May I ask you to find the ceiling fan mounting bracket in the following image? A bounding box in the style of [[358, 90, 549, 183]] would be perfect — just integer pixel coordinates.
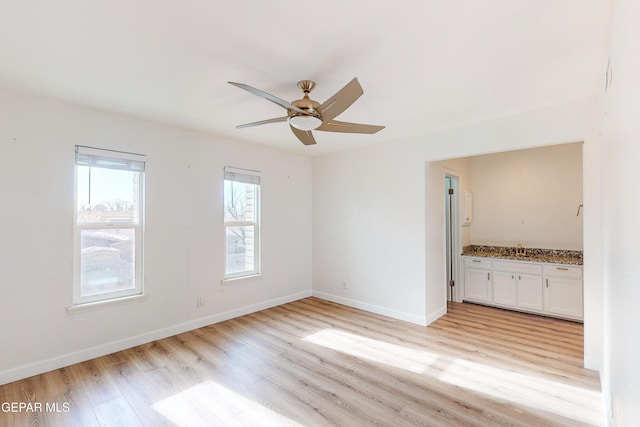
[[297, 80, 316, 94]]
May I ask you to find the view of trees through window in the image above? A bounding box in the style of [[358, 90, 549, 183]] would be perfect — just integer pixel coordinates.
[[224, 177, 259, 277]]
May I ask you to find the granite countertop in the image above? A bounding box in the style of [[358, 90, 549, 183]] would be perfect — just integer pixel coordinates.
[[461, 245, 583, 265]]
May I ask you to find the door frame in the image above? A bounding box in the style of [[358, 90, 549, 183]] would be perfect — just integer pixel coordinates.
[[443, 169, 463, 303]]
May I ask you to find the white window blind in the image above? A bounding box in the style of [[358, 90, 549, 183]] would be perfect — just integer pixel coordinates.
[[75, 145, 145, 172], [224, 166, 260, 185]]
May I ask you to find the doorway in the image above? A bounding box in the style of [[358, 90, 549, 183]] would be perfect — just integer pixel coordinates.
[[444, 173, 460, 302]]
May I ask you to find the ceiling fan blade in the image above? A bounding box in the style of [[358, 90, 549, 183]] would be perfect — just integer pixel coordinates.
[[318, 77, 364, 121], [290, 126, 317, 145], [317, 120, 385, 134], [228, 81, 308, 115], [236, 116, 288, 129]]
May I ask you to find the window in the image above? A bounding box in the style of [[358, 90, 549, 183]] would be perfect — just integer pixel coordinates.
[[224, 167, 260, 279], [73, 146, 145, 305]]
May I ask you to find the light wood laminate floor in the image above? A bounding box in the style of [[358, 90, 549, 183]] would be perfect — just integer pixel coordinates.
[[0, 298, 603, 426]]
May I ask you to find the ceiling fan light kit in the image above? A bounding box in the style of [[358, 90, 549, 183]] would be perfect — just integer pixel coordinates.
[[228, 77, 384, 145], [289, 114, 322, 131]]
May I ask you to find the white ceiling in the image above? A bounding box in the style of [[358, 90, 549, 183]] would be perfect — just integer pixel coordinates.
[[0, 1, 611, 156]]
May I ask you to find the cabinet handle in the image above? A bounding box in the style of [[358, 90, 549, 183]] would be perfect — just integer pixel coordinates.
[[512, 275, 514, 279], [472, 260, 481, 263], [487, 272, 490, 280], [518, 275, 521, 280], [546, 278, 549, 288], [556, 267, 569, 271]]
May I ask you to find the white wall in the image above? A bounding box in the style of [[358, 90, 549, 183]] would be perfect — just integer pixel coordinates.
[[600, 0, 640, 423], [312, 97, 602, 369], [467, 143, 583, 250], [312, 143, 428, 324], [0, 88, 312, 385]]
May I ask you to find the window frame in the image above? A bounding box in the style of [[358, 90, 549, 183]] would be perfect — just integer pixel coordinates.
[[72, 146, 145, 306], [223, 167, 261, 281]]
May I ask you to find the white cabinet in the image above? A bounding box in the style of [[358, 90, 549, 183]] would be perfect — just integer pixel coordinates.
[[543, 265, 583, 320], [493, 261, 543, 311], [492, 271, 516, 307], [464, 258, 492, 303], [463, 257, 583, 321], [517, 274, 543, 311]]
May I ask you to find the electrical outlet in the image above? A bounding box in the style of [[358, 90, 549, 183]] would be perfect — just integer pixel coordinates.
[[197, 296, 205, 307]]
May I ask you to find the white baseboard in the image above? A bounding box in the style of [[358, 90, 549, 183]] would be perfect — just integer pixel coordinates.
[[312, 291, 429, 326], [0, 290, 311, 386], [425, 305, 447, 325]]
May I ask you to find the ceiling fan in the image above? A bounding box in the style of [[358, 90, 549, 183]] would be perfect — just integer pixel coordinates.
[[228, 77, 384, 145]]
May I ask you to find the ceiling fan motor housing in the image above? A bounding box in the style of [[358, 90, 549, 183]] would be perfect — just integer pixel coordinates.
[[291, 80, 321, 116], [288, 80, 323, 130]]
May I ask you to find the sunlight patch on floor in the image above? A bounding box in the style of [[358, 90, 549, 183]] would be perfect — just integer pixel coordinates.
[[303, 328, 439, 373], [152, 380, 303, 426], [303, 328, 604, 426], [438, 357, 603, 425]]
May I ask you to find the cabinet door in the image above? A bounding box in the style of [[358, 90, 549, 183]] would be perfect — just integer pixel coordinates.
[[544, 277, 583, 319], [493, 271, 516, 307], [465, 268, 492, 303], [517, 273, 543, 311]]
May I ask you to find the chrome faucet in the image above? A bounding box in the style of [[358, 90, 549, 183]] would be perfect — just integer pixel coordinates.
[[516, 244, 526, 256]]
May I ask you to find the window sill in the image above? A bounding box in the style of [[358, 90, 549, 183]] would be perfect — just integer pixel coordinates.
[[221, 273, 262, 286], [67, 294, 147, 315]]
